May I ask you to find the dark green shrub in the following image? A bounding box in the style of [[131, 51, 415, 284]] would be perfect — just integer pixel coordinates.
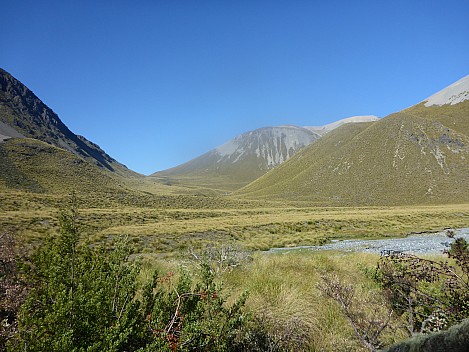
[[140, 262, 249, 351], [375, 232, 469, 336], [12, 203, 148, 351], [9, 200, 252, 351]]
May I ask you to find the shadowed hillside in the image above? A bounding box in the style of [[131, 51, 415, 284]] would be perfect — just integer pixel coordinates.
[[0, 137, 130, 195], [0, 68, 134, 176]]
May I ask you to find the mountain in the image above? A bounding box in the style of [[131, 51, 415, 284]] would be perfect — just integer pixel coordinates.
[[152, 117, 377, 192], [423, 75, 469, 107], [0, 68, 143, 196], [305, 115, 378, 136], [238, 75, 469, 205], [152, 125, 318, 191], [0, 68, 133, 175]]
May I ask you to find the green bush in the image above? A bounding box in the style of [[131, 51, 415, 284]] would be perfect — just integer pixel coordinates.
[[9, 200, 252, 351], [140, 266, 249, 351], [374, 231, 469, 336], [12, 204, 148, 351]]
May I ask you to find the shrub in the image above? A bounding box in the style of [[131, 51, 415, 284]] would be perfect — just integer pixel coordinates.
[[140, 258, 250, 351], [374, 231, 469, 336], [12, 202, 148, 351], [318, 273, 393, 352], [10, 200, 252, 351]]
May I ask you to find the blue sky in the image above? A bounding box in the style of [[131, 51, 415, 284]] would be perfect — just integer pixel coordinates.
[[2, 0, 468, 175]]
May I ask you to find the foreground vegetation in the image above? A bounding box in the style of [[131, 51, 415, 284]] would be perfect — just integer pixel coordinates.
[[2, 206, 250, 351], [1, 188, 469, 351], [1, 221, 393, 351], [2, 197, 469, 351]]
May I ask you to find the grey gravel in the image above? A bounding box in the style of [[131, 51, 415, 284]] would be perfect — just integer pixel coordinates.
[[269, 228, 469, 255]]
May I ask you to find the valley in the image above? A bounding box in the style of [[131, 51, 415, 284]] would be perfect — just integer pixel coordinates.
[[1, 67, 469, 351], [3, 188, 469, 257]]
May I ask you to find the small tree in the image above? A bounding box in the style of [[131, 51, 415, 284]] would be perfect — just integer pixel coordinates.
[[12, 200, 149, 351]]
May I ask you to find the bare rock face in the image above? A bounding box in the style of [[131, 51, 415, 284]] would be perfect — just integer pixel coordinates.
[[424, 75, 469, 107], [214, 125, 320, 169]]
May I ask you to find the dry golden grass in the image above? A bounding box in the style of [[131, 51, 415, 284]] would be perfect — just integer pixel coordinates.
[[146, 250, 411, 350], [2, 188, 469, 257], [2, 188, 467, 350]]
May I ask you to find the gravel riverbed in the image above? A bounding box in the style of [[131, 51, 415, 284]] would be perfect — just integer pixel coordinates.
[[269, 228, 469, 255]]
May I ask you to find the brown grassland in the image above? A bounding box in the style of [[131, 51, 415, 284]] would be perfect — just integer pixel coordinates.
[[1, 183, 469, 350]]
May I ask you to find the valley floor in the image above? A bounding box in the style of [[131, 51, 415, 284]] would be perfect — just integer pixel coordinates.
[[2, 189, 469, 257], [2, 189, 469, 351]]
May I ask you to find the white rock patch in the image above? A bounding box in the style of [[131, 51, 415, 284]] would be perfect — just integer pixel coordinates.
[[424, 75, 469, 107]]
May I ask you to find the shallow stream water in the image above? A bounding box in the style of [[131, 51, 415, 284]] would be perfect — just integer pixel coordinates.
[[269, 228, 469, 255]]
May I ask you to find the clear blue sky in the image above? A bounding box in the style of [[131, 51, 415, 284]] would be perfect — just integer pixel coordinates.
[[2, 0, 468, 175]]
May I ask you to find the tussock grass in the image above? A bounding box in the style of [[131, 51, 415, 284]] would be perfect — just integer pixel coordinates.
[[3, 187, 469, 257], [219, 251, 408, 350]]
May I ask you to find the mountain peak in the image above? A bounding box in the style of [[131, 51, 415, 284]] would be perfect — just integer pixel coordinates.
[[215, 125, 319, 165], [424, 75, 469, 107], [304, 115, 379, 136]]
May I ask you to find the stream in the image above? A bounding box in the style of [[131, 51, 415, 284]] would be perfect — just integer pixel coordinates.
[[268, 228, 469, 255]]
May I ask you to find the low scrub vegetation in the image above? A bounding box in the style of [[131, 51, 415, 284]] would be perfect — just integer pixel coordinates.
[[4, 202, 254, 351], [2, 190, 469, 257], [2, 198, 469, 351]]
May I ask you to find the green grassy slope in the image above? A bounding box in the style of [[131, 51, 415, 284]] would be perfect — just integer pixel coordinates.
[[238, 102, 469, 205], [152, 151, 268, 192], [0, 137, 130, 195]]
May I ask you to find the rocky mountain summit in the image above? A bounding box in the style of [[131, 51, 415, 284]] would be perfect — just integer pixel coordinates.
[[214, 125, 320, 169]]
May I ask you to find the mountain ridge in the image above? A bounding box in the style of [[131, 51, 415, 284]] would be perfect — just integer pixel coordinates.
[[424, 74, 469, 107], [305, 115, 379, 136], [0, 68, 134, 175], [152, 116, 378, 191], [238, 75, 469, 205]]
